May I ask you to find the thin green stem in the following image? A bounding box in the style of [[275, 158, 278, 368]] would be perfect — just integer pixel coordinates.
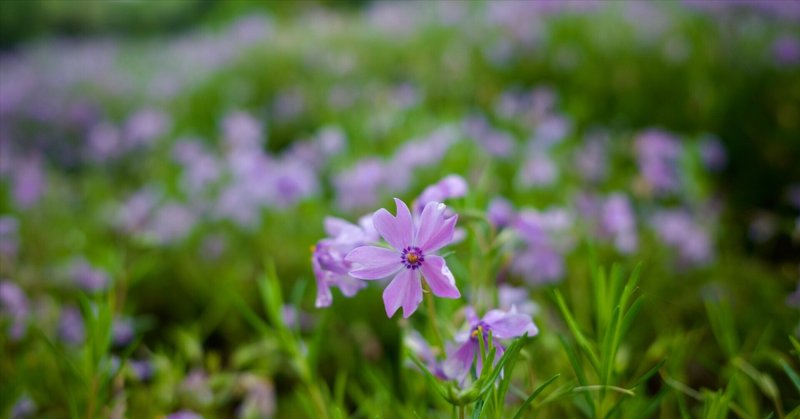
[[424, 285, 445, 352]]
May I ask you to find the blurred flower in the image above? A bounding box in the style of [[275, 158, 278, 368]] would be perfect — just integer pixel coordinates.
[[533, 115, 571, 147], [173, 140, 221, 196], [149, 203, 197, 244], [463, 115, 516, 158], [333, 158, 385, 211], [116, 188, 160, 234], [487, 197, 516, 229], [413, 175, 468, 214], [12, 154, 46, 209], [699, 136, 726, 172], [11, 395, 35, 419], [635, 129, 682, 194], [124, 108, 170, 148], [510, 208, 574, 284], [0, 280, 29, 340], [59, 306, 85, 345], [112, 317, 135, 347], [346, 199, 460, 318], [87, 122, 123, 162], [651, 210, 713, 266], [130, 359, 154, 381], [0, 216, 20, 259], [519, 153, 558, 188], [601, 193, 638, 254], [180, 369, 213, 407], [443, 306, 537, 382], [574, 132, 608, 182], [773, 35, 800, 67], [498, 285, 540, 317], [70, 258, 110, 292], [222, 111, 264, 151], [238, 375, 276, 419], [405, 330, 446, 379], [312, 215, 377, 308], [167, 410, 202, 419], [787, 281, 800, 308]]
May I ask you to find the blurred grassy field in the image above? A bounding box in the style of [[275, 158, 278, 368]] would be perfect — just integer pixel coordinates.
[[1, 1, 799, 418]]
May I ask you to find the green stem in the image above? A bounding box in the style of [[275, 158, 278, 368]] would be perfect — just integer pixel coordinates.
[[458, 405, 466, 419], [424, 285, 445, 352]]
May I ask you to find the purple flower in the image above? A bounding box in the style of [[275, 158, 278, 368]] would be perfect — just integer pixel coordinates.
[[238, 375, 276, 419], [124, 108, 170, 148], [167, 410, 202, 419], [130, 359, 154, 381], [635, 129, 682, 194], [498, 285, 539, 317], [487, 197, 516, 229], [70, 258, 110, 292], [222, 111, 264, 151], [787, 281, 800, 308], [0, 216, 20, 259], [12, 154, 45, 209], [346, 199, 460, 318], [0, 280, 29, 340], [312, 216, 377, 308], [59, 306, 85, 345], [698, 136, 726, 172], [518, 153, 558, 188], [443, 306, 537, 382], [773, 35, 800, 67], [413, 175, 468, 214], [574, 132, 608, 182], [510, 208, 573, 284], [405, 330, 447, 379], [112, 317, 136, 346], [601, 193, 638, 254], [651, 210, 713, 266]]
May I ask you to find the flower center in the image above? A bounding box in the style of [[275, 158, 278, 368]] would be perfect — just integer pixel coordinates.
[[470, 322, 491, 340], [401, 246, 425, 270]]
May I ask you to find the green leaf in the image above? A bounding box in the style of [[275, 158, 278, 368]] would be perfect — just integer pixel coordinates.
[[511, 373, 560, 419]]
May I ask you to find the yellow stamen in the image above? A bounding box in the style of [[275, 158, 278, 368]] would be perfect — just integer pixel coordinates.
[[407, 253, 419, 264]]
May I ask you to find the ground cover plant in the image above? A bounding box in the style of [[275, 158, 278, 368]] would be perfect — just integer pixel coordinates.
[[1, 1, 799, 418]]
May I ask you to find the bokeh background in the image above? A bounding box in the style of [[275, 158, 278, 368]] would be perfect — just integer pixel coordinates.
[[1, 1, 799, 418]]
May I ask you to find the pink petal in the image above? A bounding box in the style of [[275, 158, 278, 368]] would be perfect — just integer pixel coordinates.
[[443, 341, 476, 382], [382, 269, 422, 318], [420, 255, 460, 298], [483, 308, 538, 339], [416, 201, 457, 253], [346, 246, 401, 279], [372, 198, 414, 251]]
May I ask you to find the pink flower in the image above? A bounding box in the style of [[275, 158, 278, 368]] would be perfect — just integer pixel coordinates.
[[346, 199, 460, 318]]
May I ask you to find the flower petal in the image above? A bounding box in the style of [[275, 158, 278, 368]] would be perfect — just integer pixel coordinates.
[[483, 307, 538, 339], [420, 255, 460, 298], [443, 341, 476, 382], [346, 246, 401, 279], [312, 258, 333, 308], [416, 201, 457, 252], [372, 198, 414, 250], [382, 269, 422, 318]]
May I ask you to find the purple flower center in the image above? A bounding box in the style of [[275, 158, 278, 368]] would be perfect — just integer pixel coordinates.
[[401, 246, 425, 270], [470, 322, 491, 341]]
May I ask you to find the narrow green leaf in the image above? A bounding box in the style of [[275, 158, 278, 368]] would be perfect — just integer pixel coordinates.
[[511, 373, 560, 419]]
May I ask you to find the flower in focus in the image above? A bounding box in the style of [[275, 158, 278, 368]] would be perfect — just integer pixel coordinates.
[[346, 199, 460, 318], [443, 306, 537, 382], [312, 215, 378, 308]]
